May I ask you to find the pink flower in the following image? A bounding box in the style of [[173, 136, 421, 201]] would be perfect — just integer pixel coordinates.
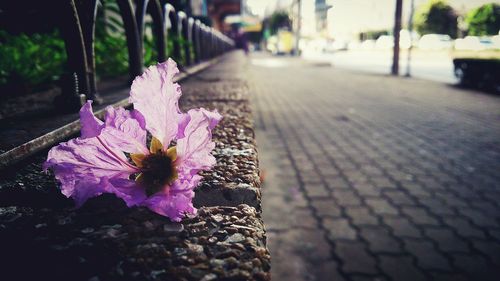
[[44, 59, 222, 221]]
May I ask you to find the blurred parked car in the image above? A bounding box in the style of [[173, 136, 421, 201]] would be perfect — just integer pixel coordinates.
[[455, 36, 500, 51], [455, 36, 486, 51], [360, 39, 376, 50], [418, 34, 453, 50], [375, 35, 394, 50], [324, 40, 349, 52], [307, 38, 328, 52], [493, 35, 500, 49]]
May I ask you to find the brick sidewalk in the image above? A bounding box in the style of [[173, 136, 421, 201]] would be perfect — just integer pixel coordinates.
[[250, 54, 500, 281]]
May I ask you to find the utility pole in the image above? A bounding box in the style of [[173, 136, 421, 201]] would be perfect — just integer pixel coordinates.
[[295, 0, 302, 56], [391, 0, 403, 76], [405, 0, 415, 77]]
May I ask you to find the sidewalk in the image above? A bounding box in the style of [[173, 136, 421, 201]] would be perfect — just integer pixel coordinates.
[[250, 53, 500, 281]]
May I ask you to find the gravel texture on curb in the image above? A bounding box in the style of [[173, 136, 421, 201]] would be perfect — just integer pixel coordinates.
[[0, 52, 270, 280]]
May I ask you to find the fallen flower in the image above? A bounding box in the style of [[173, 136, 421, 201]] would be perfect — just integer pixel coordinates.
[[44, 59, 222, 221]]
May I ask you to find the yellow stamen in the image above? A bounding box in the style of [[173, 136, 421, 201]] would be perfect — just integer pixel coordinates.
[[166, 146, 177, 161], [150, 137, 163, 154], [131, 153, 146, 168]]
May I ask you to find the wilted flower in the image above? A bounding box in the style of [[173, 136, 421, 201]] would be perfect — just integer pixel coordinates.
[[44, 59, 222, 221]]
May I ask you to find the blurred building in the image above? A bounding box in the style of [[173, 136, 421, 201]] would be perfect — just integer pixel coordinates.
[[315, 0, 332, 35], [207, 0, 241, 32]]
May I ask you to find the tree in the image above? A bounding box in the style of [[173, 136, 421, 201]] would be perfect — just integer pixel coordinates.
[[465, 3, 500, 36], [268, 11, 291, 35], [414, 0, 458, 38]]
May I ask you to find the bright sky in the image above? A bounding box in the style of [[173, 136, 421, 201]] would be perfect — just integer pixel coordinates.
[[327, 0, 495, 39], [245, 0, 495, 39]]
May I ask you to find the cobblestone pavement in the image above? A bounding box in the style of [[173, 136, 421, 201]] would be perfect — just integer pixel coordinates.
[[249, 53, 500, 281]]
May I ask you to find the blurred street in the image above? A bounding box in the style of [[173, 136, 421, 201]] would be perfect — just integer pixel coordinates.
[[251, 52, 500, 281], [302, 50, 458, 84]]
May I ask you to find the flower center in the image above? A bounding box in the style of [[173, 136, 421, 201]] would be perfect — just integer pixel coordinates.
[[139, 152, 177, 196], [130, 137, 178, 196]]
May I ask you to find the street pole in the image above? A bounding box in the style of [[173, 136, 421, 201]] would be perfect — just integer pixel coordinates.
[[295, 0, 301, 56], [391, 0, 403, 76], [405, 0, 415, 77]]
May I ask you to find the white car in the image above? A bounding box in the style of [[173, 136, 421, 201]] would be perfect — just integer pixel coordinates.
[[375, 35, 394, 50], [418, 34, 453, 50]]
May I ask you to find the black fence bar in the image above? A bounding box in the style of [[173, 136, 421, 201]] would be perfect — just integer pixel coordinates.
[[0, 0, 234, 112], [177, 11, 191, 66], [192, 19, 201, 63]]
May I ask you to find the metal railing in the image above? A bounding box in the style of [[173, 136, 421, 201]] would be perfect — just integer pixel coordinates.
[[3, 0, 234, 111]]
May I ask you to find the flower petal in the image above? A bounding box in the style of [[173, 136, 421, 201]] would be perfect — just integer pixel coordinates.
[[44, 137, 139, 207], [130, 58, 183, 149], [80, 100, 103, 139], [100, 106, 149, 155], [108, 177, 147, 207], [176, 108, 222, 176], [142, 176, 201, 221]]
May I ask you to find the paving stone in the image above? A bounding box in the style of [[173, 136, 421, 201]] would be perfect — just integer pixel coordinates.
[[365, 199, 399, 216], [443, 217, 486, 239], [327, 179, 351, 190], [435, 193, 470, 208], [323, 218, 358, 241], [310, 198, 343, 218], [458, 208, 499, 228], [489, 229, 500, 242], [304, 183, 331, 198], [472, 240, 500, 266], [349, 276, 389, 281], [291, 208, 318, 229], [351, 183, 382, 197], [383, 217, 423, 239], [378, 255, 427, 281], [289, 228, 333, 263], [425, 228, 470, 253], [430, 272, 469, 281], [401, 206, 441, 226], [335, 241, 378, 275], [383, 190, 417, 206], [359, 226, 402, 254], [418, 198, 456, 216], [404, 240, 452, 271], [371, 177, 397, 190], [452, 254, 499, 281], [469, 200, 500, 216], [314, 261, 346, 281], [345, 207, 379, 226], [263, 194, 293, 231], [403, 183, 433, 198], [332, 190, 363, 207]]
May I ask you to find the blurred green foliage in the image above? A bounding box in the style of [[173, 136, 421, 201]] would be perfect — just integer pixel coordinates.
[[415, 0, 458, 38], [359, 30, 390, 41], [95, 33, 130, 78], [0, 30, 67, 90], [0, 0, 191, 93], [268, 11, 291, 35], [466, 3, 500, 36]]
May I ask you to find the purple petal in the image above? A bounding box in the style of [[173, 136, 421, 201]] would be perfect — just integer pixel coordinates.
[[130, 58, 183, 149], [101, 106, 149, 154], [80, 100, 103, 139], [176, 108, 222, 177], [141, 176, 201, 221], [176, 112, 191, 139], [108, 178, 147, 207], [44, 137, 139, 207]]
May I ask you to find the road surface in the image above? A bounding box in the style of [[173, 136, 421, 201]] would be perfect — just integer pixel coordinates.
[[302, 49, 458, 84], [250, 52, 500, 281]]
